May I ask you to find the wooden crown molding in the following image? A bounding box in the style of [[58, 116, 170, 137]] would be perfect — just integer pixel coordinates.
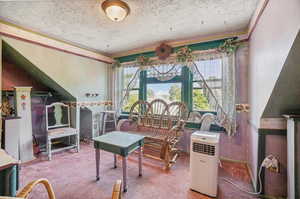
[[0, 20, 114, 64], [111, 30, 248, 58]]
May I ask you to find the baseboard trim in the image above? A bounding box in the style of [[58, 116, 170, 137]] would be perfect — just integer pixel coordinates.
[[219, 156, 248, 164], [246, 163, 257, 192], [219, 157, 257, 191]]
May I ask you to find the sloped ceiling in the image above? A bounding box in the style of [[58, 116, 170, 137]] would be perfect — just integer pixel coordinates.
[[2, 41, 75, 101], [0, 0, 259, 55], [263, 31, 300, 117]]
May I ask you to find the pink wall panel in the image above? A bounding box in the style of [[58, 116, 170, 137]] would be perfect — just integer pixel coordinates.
[[219, 45, 250, 161], [2, 59, 49, 91]]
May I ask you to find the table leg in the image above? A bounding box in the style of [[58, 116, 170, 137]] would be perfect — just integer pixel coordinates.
[[95, 149, 100, 181], [138, 147, 142, 176], [114, 154, 117, 168], [102, 112, 107, 135], [122, 156, 128, 192], [48, 138, 52, 161]]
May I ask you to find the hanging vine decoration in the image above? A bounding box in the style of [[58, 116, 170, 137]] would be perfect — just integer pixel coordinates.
[[1, 98, 14, 117], [112, 60, 121, 68], [175, 46, 194, 63], [218, 38, 239, 55], [136, 55, 153, 69]]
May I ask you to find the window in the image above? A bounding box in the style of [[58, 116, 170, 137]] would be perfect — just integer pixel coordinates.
[[122, 67, 139, 112], [193, 59, 222, 111], [120, 59, 223, 113], [147, 83, 181, 103]]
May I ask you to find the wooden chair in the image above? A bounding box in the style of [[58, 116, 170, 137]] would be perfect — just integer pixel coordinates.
[[0, 179, 122, 199], [0, 178, 55, 199], [46, 102, 79, 160]]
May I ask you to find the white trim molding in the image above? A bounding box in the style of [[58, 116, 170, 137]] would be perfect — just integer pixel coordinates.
[[0, 21, 114, 63]]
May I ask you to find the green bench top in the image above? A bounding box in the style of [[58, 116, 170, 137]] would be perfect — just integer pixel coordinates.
[[93, 131, 144, 157]]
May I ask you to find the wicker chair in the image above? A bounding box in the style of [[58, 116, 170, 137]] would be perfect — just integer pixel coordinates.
[[0, 179, 55, 199], [118, 99, 188, 169], [0, 179, 122, 199], [111, 180, 122, 199]]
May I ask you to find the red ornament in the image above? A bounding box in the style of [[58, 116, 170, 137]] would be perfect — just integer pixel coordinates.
[[155, 43, 172, 60], [21, 94, 26, 100]]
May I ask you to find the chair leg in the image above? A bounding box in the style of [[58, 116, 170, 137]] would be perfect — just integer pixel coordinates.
[[164, 148, 171, 170], [113, 113, 117, 131], [48, 138, 52, 161], [76, 133, 80, 152]]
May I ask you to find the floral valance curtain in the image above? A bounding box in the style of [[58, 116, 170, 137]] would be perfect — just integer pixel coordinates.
[[111, 42, 237, 135]]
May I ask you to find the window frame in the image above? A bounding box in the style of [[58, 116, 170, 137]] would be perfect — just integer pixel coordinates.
[[121, 64, 221, 114]]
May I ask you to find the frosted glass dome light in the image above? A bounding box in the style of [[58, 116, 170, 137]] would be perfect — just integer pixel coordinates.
[[101, 0, 130, 22]]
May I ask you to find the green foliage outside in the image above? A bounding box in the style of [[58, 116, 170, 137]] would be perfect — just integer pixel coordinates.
[[193, 89, 210, 110], [147, 88, 154, 100], [169, 85, 181, 101], [122, 91, 138, 112], [122, 88, 157, 112]]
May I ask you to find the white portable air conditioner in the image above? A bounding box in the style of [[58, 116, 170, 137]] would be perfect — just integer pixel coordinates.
[[190, 131, 220, 197]]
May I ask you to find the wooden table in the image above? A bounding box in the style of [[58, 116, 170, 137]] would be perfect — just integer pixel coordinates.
[[93, 131, 144, 192], [0, 150, 19, 196]]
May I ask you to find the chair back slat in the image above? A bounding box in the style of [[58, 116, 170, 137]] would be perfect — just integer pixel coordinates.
[[128, 99, 188, 131], [46, 102, 70, 130]]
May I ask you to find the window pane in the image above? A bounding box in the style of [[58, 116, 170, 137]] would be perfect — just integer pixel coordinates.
[[147, 83, 181, 103], [123, 67, 139, 89], [194, 59, 222, 80], [193, 59, 222, 111], [122, 90, 139, 112]]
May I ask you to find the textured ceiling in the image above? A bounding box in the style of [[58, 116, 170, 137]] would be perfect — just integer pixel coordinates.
[[0, 0, 259, 55]]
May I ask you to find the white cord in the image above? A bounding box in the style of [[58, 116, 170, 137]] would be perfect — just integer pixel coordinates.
[[221, 162, 263, 195]]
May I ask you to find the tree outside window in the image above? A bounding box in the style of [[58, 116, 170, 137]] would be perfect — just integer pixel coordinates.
[[147, 83, 181, 103], [193, 89, 210, 110]]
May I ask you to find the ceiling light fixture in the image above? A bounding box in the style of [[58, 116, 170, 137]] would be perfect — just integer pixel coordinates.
[[101, 0, 130, 22]]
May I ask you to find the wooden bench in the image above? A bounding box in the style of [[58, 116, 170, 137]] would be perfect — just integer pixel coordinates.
[[117, 99, 188, 169], [46, 102, 79, 160]]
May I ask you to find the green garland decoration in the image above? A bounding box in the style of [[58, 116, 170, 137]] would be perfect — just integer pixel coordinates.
[[218, 38, 239, 55], [136, 55, 153, 66], [112, 60, 121, 68], [175, 46, 194, 63]]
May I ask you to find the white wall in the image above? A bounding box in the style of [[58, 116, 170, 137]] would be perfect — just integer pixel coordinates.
[[248, 0, 300, 187], [2, 36, 109, 102]]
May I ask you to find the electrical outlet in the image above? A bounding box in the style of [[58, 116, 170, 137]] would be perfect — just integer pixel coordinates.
[[268, 165, 279, 173]]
